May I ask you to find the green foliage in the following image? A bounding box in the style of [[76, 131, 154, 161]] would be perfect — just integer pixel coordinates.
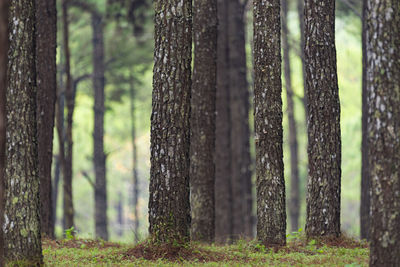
[[65, 226, 76, 240]]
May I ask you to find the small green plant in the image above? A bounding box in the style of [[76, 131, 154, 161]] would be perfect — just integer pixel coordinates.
[[65, 226, 76, 240]]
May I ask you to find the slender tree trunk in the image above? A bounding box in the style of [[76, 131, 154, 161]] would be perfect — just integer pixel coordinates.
[[62, 0, 74, 231], [366, 0, 400, 265], [4, 0, 43, 263], [52, 155, 61, 234], [129, 76, 139, 243], [359, 0, 369, 241], [0, 0, 9, 264], [36, 0, 57, 239], [116, 193, 123, 237], [228, 0, 253, 239], [304, 0, 341, 238], [190, 0, 217, 243], [149, 0, 192, 243], [215, 0, 233, 244], [92, 14, 108, 241], [254, 0, 286, 246], [297, 0, 307, 119], [281, 0, 300, 233]]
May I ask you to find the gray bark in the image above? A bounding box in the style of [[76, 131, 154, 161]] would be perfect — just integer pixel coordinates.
[[366, 0, 400, 265], [4, 0, 43, 263], [149, 0, 192, 243], [254, 0, 286, 246], [304, 0, 341, 238], [190, 0, 217, 243]]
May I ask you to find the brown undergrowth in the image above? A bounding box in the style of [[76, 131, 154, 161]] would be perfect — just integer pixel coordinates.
[[119, 241, 248, 263], [43, 237, 121, 249]]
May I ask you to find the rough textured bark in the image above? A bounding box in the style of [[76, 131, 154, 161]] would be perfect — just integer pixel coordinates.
[[92, 14, 108, 241], [0, 0, 9, 264], [215, 0, 233, 244], [130, 76, 139, 242], [149, 0, 192, 243], [254, 0, 286, 246], [297, 0, 308, 118], [36, 0, 57, 239], [4, 0, 43, 263], [282, 0, 300, 233], [304, 0, 341, 238], [359, 0, 369, 241], [366, 0, 400, 265], [190, 0, 217, 243], [228, 0, 253, 239], [62, 0, 74, 231]]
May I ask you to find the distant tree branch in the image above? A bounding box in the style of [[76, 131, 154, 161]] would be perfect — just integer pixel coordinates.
[[81, 170, 95, 189], [67, 0, 102, 19]]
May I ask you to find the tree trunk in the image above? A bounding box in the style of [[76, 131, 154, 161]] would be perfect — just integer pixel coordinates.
[[4, 0, 43, 263], [366, 0, 400, 265], [52, 155, 61, 234], [359, 0, 369, 241], [62, 0, 74, 232], [92, 14, 108, 241], [304, 0, 341, 238], [281, 0, 300, 233], [254, 0, 286, 246], [228, 0, 253, 239], [297, 0, 308, 118], [116, 193, 123, 237], [0, 0, 9, 264], [149, 0, 192, 243], [190, 0, 217, 243], [129, 75, 139, 243], [36, 0, 57, 239], [215, 0, 233, 244]]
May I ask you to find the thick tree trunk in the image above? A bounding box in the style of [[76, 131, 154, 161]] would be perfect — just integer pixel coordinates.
[[92, 14, 108, 241], [4, 0, 43, 263], [282, 0, 300, 233], [228, 0, 253, 239], [366, 0, 400, 265], [149, 0, 192, 243], [359, 0, 369, 241], [36, 0, 57, 239], [190, 0, 217, 243], [254, 0, 286, 246], [129, 76, 139, 243], [304, 0, 341, 238], [62, 0, 74, 231], [215, 0, 233, 244], [0, 0, 9, 263]]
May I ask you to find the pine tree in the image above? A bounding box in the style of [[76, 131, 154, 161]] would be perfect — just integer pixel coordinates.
[[190, 0, 217, 243], [4, 0, 43, 263], [149, 0, 192, 243], [366, 0, 400, 265], [254, 0, 286, 246], [304, 0, 341, 238]]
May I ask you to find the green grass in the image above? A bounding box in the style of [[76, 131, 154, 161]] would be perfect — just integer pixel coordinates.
[[42, 236, 369, 266]]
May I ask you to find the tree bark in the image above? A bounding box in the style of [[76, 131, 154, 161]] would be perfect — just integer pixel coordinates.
[[190, 0, 217, 243], [304, 0, 341, 238], [282, 0, 300, 233], [4, 0, 43, 263], [366, 0, 400, 265], [149, 0, 192, 243], [0, 0, 9, 264], [129, 75, 139, 243], [52, 155, 61, 234], [254, 0, 286, 246], [359, 0, 369, 241], [92, 14, 108, 241], [62, 0, 74, 232], [215, 0, 233, 244], [36, 0, 57, 239], [228, 0, 253, 239]]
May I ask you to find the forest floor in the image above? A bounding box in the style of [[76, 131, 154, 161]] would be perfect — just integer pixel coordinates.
[[42, 234, 369, 266]]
